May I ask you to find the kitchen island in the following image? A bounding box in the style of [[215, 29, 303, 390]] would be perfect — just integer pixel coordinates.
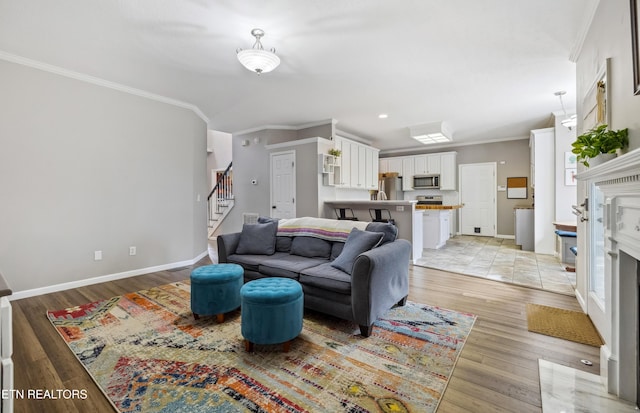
[[324, 200, 422, 262], [324, 201, 464, 261]]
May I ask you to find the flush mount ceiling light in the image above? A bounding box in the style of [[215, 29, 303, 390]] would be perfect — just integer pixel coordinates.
[[236, 28, 280, 74], [409, 122, 451, 145], [554, 90, 577, 130]]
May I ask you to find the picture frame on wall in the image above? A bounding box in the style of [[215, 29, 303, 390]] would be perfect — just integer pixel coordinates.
[[631, 0, 640, 95], [565, 168, 577, 186]]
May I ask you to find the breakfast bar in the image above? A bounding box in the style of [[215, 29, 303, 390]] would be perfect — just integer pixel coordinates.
[[324, 200, 464, 262]]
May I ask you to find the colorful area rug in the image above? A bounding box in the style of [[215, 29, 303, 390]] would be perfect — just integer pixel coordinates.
[[526, 303, 604, 347], [47, 281, 476, 412]]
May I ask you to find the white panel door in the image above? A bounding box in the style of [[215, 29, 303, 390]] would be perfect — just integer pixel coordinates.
[[459, 163, 496, 236], [270, 151, 296, 219]]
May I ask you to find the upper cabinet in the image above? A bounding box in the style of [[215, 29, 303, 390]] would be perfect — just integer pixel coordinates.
[[414, 154, 440, 175], [381, 151, 457, 191], [439, 152, 457, 190], [333, 136, 379, 190]]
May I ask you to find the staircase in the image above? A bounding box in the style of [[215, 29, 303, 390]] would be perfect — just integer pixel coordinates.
[[208, 162, 233, 238]]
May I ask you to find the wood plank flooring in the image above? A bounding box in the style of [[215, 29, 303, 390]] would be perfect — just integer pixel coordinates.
[[11, 259, 599, 412]]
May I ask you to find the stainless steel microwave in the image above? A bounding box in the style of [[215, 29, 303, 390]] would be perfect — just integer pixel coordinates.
[[413, 174, 440, 189]]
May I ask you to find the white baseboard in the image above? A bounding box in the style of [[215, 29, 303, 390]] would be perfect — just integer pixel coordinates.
[[496, 234, 515, 239], [9, 250, 209, 301]]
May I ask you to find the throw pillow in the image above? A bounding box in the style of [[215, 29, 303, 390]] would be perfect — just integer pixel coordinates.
[[290, 236, 332, 258], [331, 228, 384, 274], [365, 222, 398, 244], [236, 221, 278, 255]]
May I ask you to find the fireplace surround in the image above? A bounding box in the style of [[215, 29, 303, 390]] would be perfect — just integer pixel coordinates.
[[576, 147, 640, 404]]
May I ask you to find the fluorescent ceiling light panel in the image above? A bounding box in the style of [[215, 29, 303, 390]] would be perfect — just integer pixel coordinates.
[[412, 132, 451, 145]]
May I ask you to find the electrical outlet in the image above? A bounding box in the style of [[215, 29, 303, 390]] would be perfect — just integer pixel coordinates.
[[129, 246, 136, 256], [94, 250, 102, 261], [396, 205, 405, 212]]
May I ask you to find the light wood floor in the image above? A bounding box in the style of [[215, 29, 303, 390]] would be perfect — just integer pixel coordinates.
[[11, 259, 599, 412]]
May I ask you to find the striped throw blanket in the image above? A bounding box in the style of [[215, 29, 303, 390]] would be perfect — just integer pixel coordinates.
[[277, 217, 369, 242]]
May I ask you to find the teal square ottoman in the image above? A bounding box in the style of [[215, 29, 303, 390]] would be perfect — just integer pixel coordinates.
[[190, 263, 244, 323], [240, 278, 304, 352]]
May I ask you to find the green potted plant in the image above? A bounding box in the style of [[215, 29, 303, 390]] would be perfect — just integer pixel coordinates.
[[571, 124, 628, 167], [328, 148, 341, 157]]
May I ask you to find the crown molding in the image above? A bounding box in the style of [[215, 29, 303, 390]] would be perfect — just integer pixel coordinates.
[[233, 119, 336, 136], [0, 50, 209, 124]]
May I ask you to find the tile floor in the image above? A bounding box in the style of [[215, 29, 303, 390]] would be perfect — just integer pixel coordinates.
[[415, 235, 577, 295], [539, 360, 637, 412]]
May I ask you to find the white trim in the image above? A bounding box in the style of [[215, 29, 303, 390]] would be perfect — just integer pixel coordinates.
[[334, 130, 373, 146], [0, 50, 209, 124], [8, 250, 208, 301], [234, 119, 336, 136], [496, 234, 515, 240], [265, 137, 331, 150], [576, 147, 640, 181]]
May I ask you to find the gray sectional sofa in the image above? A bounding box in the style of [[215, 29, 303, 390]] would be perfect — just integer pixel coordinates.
[[217, 217, 411, 336]]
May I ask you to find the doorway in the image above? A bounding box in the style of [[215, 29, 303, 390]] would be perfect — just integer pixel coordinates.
[[458, 162, 497, 237], [270, 151, 296, 219]]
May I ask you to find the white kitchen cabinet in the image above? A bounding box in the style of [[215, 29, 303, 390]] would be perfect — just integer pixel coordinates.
[[402, 157, 414, 191], [365, 147, 378, 189], [439, 152, 457, 190], [414, 154, 440, 175], [379, 158, 389, 174], [423, 210, 451, 249], [335, 136, 378, 190], [387, 157, 403, 175], [337, 138, 350, 187]]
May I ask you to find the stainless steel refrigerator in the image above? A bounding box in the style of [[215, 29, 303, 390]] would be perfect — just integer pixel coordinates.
[[379, 176, 403, 200]]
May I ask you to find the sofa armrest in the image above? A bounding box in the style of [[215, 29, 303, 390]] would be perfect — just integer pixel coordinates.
[[217, 232, 241, 263], [350, 239, 411, 328]]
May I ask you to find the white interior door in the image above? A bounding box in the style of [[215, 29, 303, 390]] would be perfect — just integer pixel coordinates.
[[459, 162, 496, 236], [270, 151, 296, 219]]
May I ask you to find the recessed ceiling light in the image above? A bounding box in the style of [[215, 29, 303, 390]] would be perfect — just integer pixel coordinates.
[[378, 114, 388, 119]]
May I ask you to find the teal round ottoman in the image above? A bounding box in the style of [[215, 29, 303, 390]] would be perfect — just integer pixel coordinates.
[[190, 264, 244, 323], [240, 278, 304, 352]]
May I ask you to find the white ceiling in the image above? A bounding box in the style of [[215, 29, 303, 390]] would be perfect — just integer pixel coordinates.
[[0, 0, 597, 152]]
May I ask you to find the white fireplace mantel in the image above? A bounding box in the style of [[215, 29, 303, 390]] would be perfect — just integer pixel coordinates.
[[576, 147, 640, 404]]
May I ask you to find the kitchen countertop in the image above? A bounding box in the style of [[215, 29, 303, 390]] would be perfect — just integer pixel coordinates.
[[325, 200, 418, 206], [415, 204, 463, 210]]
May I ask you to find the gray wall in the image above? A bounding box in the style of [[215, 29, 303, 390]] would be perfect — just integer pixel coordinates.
[[383, 138, 531, 236], [0, 60, 208, 293], [219, 124, 337, 234], [576, 0, 640, 151], [455, 139, 532, 236]]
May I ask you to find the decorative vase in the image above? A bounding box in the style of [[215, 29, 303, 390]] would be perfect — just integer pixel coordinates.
[[589, 152, 616, 167]]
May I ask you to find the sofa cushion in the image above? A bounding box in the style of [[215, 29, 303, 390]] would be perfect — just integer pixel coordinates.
[[276, 236, 293, 252], [227, 252, 290, 272], [290, 236, 332, 259], [365, 222, 398, 244], [331, 228, 384, 274], [259, 255, 329, 279], [330, 242, 345, 260], [236, 221, 278, 255], [299, 262, 352, 295]]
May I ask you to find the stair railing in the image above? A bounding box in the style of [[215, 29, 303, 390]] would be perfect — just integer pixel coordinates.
[[207, 162, 233, 226]]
